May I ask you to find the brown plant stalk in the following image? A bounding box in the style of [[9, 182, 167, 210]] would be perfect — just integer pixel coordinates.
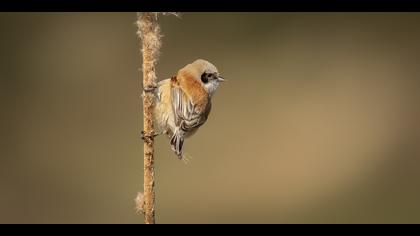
[[135, 12, 161, 224], [135, 11, 179, 225]]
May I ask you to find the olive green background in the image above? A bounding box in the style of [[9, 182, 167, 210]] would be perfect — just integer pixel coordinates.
[[1, 13, 419, 223]]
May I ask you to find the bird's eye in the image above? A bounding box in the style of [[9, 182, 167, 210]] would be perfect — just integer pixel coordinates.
[[201, 73, 209, 83]]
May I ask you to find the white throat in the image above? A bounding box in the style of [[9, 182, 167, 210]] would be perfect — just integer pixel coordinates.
[[204, 80, 220, 97]]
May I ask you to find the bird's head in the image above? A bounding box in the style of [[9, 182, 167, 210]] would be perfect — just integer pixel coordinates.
[[180, 59, 226, 97]]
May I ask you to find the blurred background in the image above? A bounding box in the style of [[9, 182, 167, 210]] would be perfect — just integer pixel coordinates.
[[0, 13, 420, 223]]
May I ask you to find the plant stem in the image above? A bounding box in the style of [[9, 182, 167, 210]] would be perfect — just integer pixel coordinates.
[[136, 12, 161, 224]]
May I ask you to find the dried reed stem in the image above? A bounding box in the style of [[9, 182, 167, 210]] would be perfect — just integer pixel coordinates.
[[135, 11, 179, 224], [136, 12, 161, 224]]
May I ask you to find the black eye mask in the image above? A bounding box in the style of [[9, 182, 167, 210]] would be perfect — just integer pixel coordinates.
[[201, 72, 210, 83]]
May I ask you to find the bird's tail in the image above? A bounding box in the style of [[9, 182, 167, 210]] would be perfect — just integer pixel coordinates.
[[170, 128, 184, 159]]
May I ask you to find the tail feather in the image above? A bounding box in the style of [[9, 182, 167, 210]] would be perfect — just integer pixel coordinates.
[[170, 130, 184, 159]]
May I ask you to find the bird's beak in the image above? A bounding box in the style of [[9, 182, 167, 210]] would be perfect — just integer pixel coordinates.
[[217, 76, 226, 82]]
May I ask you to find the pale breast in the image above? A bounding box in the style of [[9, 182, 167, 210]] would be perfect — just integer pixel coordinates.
[[153, 79, 175, 137]]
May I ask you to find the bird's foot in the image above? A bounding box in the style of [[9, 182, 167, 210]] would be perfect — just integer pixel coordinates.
[[143, 85, 158, 93], [141, 130, 160, 140]]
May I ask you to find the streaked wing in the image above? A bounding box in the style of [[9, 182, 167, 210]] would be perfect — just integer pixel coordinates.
[[171, 86, 208, 132]]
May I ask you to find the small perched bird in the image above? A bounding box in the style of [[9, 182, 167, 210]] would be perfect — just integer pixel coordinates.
[[151, 59, 225, 159]]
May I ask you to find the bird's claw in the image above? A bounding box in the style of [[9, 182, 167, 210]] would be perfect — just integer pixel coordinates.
[[141, 130, 159, 140], [143, 85, 158, 93]]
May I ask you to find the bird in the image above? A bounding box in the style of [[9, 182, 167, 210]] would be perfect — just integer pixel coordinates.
[[149, 59, 225, 159]]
